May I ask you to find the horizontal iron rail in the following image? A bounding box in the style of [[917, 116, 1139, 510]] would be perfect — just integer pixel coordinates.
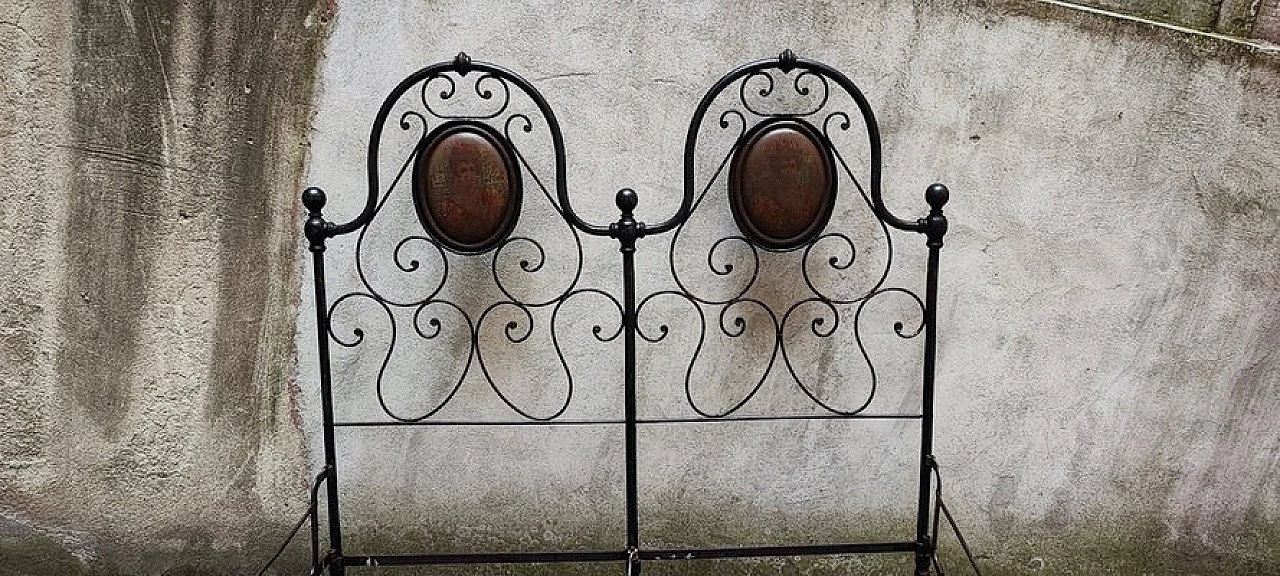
[[332, 414, 923, 427], [640, 541, 918, 560], [642, 414, 922, 424], [342, 541, 917, 567], [344, 550, 628, 566]]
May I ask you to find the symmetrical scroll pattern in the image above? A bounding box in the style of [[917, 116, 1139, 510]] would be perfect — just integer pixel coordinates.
[[637, 58, 924, 418], [326, 56, 620, 422]]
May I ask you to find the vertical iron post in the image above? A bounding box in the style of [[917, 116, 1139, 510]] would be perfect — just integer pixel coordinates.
[[914, 183, 949, 576], [612, 189, 643, 575], [303, 188, 344, 575]]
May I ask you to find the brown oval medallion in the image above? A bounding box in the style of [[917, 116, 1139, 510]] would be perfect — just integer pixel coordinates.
[[412, 123, 521, 254], [728, 119, 836, 251]]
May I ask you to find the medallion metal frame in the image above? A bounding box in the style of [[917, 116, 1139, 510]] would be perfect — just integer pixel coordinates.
[[411, 120, 523, 255]]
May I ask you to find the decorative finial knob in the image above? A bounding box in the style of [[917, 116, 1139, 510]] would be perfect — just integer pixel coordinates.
[[454, 51, 473, 75], [779, 49, 798, 72], [615, 188, 638, 214], [302, 187, 330, 248], [925, 183, 949, 210], [302, 187, 326, 212]]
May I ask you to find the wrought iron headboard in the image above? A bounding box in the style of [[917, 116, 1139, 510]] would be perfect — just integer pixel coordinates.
[[263, 50, 977, 576]]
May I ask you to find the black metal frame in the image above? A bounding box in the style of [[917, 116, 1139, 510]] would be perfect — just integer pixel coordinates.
[[263, 50, 978, 576]]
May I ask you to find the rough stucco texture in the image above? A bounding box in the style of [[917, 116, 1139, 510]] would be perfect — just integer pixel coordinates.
[[299, 1, 1280, 574], [1257, 0, 1280, 43], [2, 0, 1279, 574], [1065, 0, 1278, 39], [0, 0, 328, 573], [1072, 0, 1223, 30]]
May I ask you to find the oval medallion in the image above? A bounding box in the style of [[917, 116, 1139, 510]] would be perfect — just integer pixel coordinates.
[[728, 119, 836, 251], [412, 123, 521, 254]]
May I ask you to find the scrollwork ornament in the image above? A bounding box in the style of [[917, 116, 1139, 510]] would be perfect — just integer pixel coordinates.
[[644, 52, 926, 418], [323, 55, 609, 422]]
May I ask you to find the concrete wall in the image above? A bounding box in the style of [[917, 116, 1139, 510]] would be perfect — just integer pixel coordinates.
[[2, 0, 1279, 574], [0, 0, 328, 573], [1069, 0, 1280, 41], [1254, 0, 1280, 41], [1064, 0, 1276, 39]]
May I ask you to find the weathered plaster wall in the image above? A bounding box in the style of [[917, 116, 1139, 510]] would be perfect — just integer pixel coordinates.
[[1258, 0, 1280, 41], [1063, 0, 1253, 36], [299, 1, 1280, 574], [2, 0, 1279, 574], [0, 0, 329, 573], [1062, 0, 1280, 41]]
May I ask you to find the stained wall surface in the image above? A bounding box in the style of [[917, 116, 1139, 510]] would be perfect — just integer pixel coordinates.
[[0, 0, 329, 573], [1068, 0, 1280, 40], [1, 0, 1278, 574]]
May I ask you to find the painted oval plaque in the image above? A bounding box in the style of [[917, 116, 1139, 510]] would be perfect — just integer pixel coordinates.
[[728, 119, 836, 251], [412, 123, 521, 254]]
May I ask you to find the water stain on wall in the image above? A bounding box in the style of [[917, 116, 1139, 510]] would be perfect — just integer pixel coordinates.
[[56, 0, 175, 439], [55, 0, 327, 464], [188, 1, 330, 496], [34, 1, 328, 569]]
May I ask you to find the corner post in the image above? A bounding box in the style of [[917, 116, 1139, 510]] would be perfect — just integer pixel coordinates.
[[915, 183, 949, 576], [303, 187, 345, 575], [611, 189, 644, 576]]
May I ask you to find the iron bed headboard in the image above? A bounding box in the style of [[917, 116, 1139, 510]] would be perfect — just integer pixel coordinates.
[[263, 50, 976, 576]]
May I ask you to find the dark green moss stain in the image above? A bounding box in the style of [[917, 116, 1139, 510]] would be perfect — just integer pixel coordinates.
[[8, 504, 1276, 574], [313, 489, 1280, 575], [949, 512, 1280, 575], [331, 510, 1280, 575], [340, 504, 914, 575], [0, 521, 316, 576], [0, 536, 95, 576], [57, 0, 176, 438]]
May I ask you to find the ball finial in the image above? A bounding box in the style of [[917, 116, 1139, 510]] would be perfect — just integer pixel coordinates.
[[454, 52, 473, 75], [615, 188, 638, 213], [779, 49, 798, 72], [925, 183, 949, 209], [302, 187, 326, 211]]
